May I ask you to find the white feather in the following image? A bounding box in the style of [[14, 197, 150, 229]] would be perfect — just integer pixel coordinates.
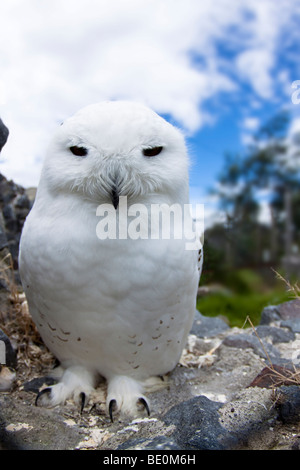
[[19, 101, 202, 418]]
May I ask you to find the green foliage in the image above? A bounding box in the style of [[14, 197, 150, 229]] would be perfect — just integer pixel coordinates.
[[196, 288, 292, 328], [220, 269, 265, 295], [197, 267, 292, 327]]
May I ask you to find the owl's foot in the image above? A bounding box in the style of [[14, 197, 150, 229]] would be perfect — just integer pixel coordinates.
[[35, 365, 96, 411], [106, 375, 150, 422]]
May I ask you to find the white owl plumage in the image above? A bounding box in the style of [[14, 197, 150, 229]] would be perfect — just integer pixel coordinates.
[[19, 101, 202, 419]]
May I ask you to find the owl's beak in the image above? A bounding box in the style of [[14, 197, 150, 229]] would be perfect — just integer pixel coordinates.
[[111, 186, 119, 210]]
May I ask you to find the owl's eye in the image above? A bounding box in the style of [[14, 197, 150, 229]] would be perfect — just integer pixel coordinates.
[[70, 146, 88, 157], [143, 146, 163, 157]]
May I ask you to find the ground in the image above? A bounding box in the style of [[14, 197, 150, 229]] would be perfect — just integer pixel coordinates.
[[0, 265, 300, 450]]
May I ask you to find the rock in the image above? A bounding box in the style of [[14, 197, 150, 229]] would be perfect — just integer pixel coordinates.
[[0, 173, 33, 270], [218, 387, 277, 446], [276, 299, 300, 320], [280, 319, 300, 334], [0, 212, 8, 251], [0, 329, 17, 369], [163, 395, 237, 450], [222, 332, 281, 360], [118, 435, 182, 450], [23, 376, 57, 394], [191, 310, 230, 338], [248, 365, 296, 388], [252, 325, 295, 344], [0, 366, 16, 392], [160, 388, 277, 450], [275, 386, 300, 424], [254, 325, 295, 343], [261, 299, 300, 324], [0, 395, 86, 450], [260, 305, 281, 325], [0, 119, 9, 152]]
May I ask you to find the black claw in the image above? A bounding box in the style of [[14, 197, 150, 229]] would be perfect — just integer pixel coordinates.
[[80, 392, 86, 413], [109, 399, 117, 423], [35, 387, 51, 406], [138, 397, 150, 416]]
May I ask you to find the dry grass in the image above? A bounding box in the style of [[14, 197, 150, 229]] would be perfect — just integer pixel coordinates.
[[245, 315, 300, 387], [0, 252, 54, 380], [244, 269, 300, 388], [272, 268, 300, 300]]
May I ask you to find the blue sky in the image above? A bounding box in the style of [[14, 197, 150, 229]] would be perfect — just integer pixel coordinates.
[[0, 0, 300, 226]]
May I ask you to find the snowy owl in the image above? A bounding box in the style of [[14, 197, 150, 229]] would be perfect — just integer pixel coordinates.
[[19, 101, 202, 420]]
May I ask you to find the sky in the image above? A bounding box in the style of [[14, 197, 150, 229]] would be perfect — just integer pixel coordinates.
[[0, 0, 300, 226]]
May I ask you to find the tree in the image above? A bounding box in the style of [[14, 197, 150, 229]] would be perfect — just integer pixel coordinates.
[[213, 111, 300, 271]]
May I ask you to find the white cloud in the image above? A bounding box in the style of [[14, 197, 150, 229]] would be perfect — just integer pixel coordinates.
[[240, 116, 260, 146], [0, 0, 298, 186], [242, 117, 260, 131]]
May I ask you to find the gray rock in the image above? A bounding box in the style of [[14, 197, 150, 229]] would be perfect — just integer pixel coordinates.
[[118, 436, 182, 450], [280, 319, 300, 334], [223, 333, 280, 360], [260, 305, 281, 325], [218, 388, 278, 446], [0, 173, 32, 270], [254, 325, 295, 343], [0, 329, 17, 369], [0, 394, 85, 450], [260, 300, 300, 329], [0, 119, 9, 152], [0, 212, 8, 250], [277, 299, 300, 320], [191, 310, 229, 338]]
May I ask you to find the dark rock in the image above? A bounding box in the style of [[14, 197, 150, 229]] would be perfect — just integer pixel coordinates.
[[0, 119, 9, 152], [23, 376, 57, 394], [223, 333, 280, 360], [275, 386, 300, 424], [291, 439, 300, 450], [0, 329, 17, 369], [254, 325, 295, 343], [260, 305, 281, 325], [0, 212, 8, 250], [0, 173, 33, 271], [191, 310, 229, 338], [163, 395, 237, 450], [14, 194, 31, 210]]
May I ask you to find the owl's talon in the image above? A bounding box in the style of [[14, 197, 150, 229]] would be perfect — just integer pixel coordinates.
[[80, 392, 86, 413], [35, 387, 52, 406], [109, 399, 117, 422], [138, 397, 150, 416]]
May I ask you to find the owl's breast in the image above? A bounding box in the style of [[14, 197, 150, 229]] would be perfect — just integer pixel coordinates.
[[19, 198, 199, 377]]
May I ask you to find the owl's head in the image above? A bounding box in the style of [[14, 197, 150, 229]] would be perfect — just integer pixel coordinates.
[[41, 101, 189, 207]]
